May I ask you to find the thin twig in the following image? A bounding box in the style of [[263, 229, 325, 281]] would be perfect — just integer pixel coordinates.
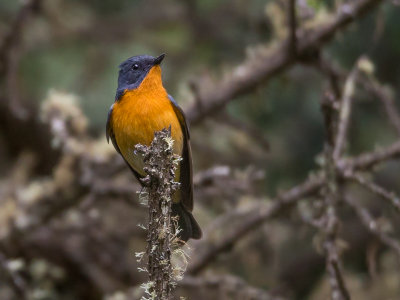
[[333, 65, 359, 161], [188, 173, 325, 274], [344, 172, 400, 213], [188, 133, 400, 275], [320, 196, 350, 300], [364, 78, 400, 137], [317, 55, 400, 138], [320, 168, 350, 300], [317, 57, 365, 300], [324, 237, 351, 300], [375, 89, 400, 138], [338, 140, 400, 171], [317, 55, 344, 100], [345, 196, 400, 258]]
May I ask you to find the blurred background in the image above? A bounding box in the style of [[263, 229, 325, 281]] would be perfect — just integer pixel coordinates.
[[0, 0, 400, 299]]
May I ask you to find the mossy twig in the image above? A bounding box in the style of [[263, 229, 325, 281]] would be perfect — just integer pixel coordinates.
[[135, 128, 181, 300]]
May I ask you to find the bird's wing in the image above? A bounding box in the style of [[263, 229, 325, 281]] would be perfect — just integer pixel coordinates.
[[106, 103, 143, 182], [106, 104, 120, 153], [168, 95, 193, 212]]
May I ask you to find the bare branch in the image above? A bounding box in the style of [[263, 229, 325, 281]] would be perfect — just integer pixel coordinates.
[[344, 172, 400, 213], [324, 236, 351, 300], [186, 0, 384, 125], [340, 140, 400, 171], [319, 181, 350, 300], [319, 65, 352, 300], [345, 196, 400, 258], [0, 0, 41, 76], [0, 0, 42, 118], [364, 78, 400, 137], [188, 173, 325, 274], [317, 55, 344, 100], [333, 64, 359, 161], [376, 90, 400, 138], [188, 132, 400, 275], [317, 55, 400, 138]]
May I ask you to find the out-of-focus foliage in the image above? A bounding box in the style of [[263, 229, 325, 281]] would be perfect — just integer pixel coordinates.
[[1, 0, 400, 299], [2, 0, 397, 184]]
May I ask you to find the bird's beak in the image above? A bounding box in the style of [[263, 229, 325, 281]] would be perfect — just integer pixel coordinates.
[[154, 53, 165, 65]]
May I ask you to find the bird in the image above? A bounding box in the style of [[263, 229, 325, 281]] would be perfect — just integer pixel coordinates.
[[106, 53, 202, 242]]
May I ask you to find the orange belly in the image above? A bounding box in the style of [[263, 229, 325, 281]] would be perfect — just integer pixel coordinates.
[[111, 90, 183, 176]]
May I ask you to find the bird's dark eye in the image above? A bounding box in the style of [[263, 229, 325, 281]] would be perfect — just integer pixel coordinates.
[[132, 64, 139, 70]]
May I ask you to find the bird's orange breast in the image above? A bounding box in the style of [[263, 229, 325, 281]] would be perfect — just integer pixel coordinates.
[[111, 66, 183, 176]]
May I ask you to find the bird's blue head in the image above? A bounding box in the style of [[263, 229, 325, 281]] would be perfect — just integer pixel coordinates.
[[116, 54, 165, 100]]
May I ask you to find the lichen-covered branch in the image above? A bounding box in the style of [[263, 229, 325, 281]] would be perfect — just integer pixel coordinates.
[[135, 128, 181, 300]]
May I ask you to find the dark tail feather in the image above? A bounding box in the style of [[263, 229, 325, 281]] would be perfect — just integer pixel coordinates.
[[172, 203, 202, 242]]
